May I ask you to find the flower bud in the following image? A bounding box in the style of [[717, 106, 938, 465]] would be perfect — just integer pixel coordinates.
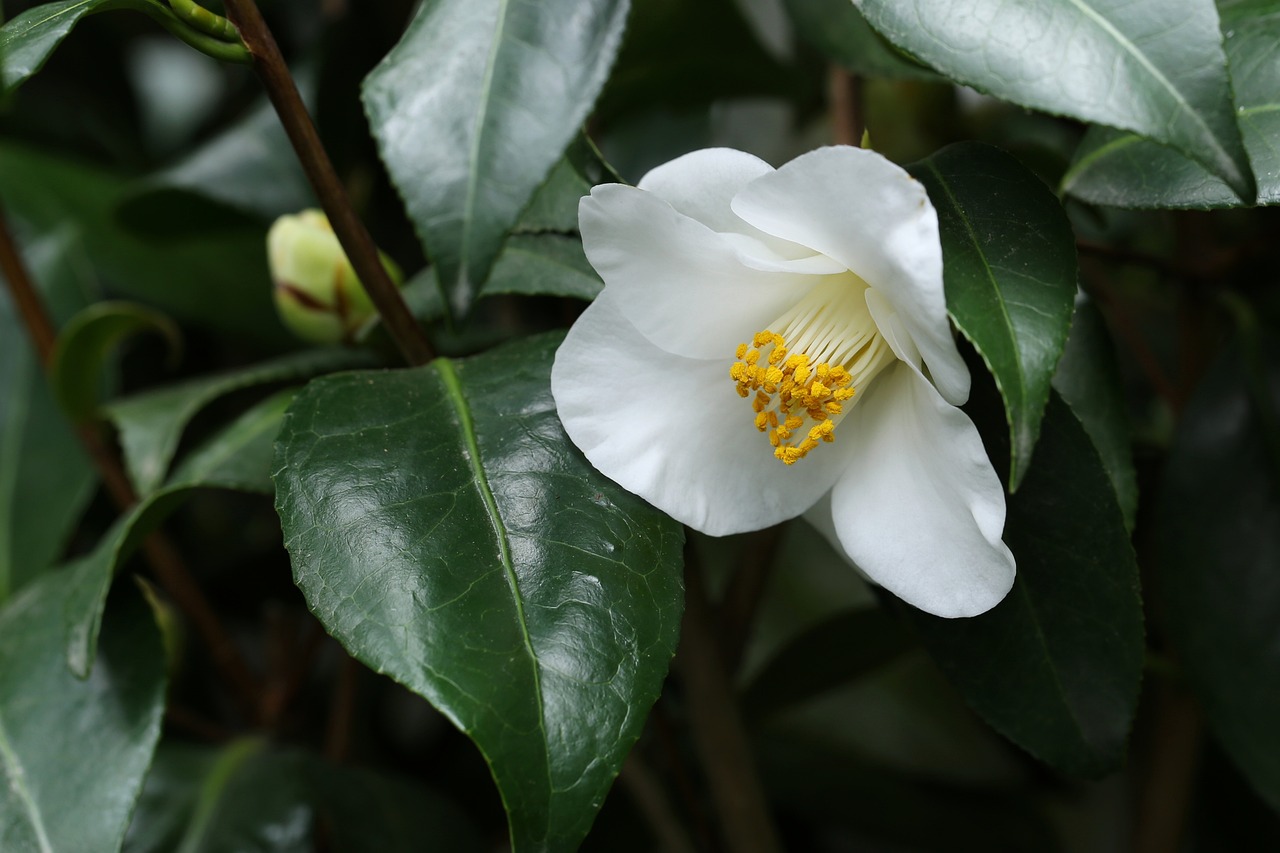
[[267, 210, 402, 344]]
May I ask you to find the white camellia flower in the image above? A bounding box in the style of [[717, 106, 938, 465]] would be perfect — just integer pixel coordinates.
[[550, 146, 1016, 617]]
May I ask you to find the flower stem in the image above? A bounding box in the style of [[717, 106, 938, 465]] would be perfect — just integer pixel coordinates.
[[221, 0, 436, 367], [0, 203, 263, 720], [677, 543, 783, 853]]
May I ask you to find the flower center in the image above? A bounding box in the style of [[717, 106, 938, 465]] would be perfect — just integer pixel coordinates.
[[729, 274, 896, 465]]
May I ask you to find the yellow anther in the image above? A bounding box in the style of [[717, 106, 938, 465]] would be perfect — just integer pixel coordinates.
[[735, 343, 747, 359], [754, 412, 769, 432]]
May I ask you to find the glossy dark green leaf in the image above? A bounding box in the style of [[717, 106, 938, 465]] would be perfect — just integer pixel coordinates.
[[910, 143, 1078, 490], [1062, 1, 1280, 208], [0, 141, 282, 341], [1, 0, 113, 93], [783, 0, 936, 80], [909, 392, 1143, 778], [104, 348, 368, 495], [515, 136, 622, 235], [64, 389, 293, 678], [856, 0, 1256, 200], [274, 333, 684, 851], [1157, 337, 1280, 810], [363, 0, 629, 316], [740, 607, 914, 724], [482, 235, 602, 302], [1052, 297, 1138, 530], [50, 301, 182, 422], [0, 573, 166, 851], [0, 229, 97, 602]]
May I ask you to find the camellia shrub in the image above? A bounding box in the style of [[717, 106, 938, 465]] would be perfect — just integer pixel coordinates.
[[1, 0, 1277, 849]]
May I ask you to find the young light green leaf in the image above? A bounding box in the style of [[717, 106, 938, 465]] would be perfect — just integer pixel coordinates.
[[51, 301, 182, 422], [909, 143, 1078, 491], [909, 391, 1143, 778], [856, 0, 1256, 201], [104, 348, 369, 496], [1052, 297, 1138, 530], [0, 229, 98, 602], [0, 573, 166, 852], [363, 0, 629, 316], [1157, 337, 1280, 811], [64, 389, 293, 678], [1062, 1, 1280, 208], [273, 333, 684, 851]]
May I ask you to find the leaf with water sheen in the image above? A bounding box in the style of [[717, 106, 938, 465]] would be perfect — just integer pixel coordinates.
[[0, 575, 166, 852], [273, 333, 684, 850], [910, 143, 1078, 491], [1062, 0, 1280, 208], [856, 0, 1256, 200], [363, 0, 629, 316], [909, 391, 1143, 778]]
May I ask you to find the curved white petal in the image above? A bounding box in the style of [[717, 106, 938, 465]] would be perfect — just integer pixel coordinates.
[[829, 364, 1015, 617], [637, 148, 774, 235], [730, 146, 970, 405], [579, 185, 815, 359], [551, 293, 855, 535]]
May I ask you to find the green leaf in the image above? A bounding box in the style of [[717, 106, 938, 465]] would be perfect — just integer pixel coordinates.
[[64, 389, 294, 678], [274, 333, 684, 851], [909, 391, 1144, 778], [1062, 1, 1280, 208], [363, 0, 629, 316], [910, 142, 1078, 491], [783, 0, 937, 80], [0, 141, 283, 341], [1052, 297, 1138, 530], [1157, 336, 1280, 810], [0, 229, 98, 602], [124, 742, 482, 853], [1, 0, 112, 94], [50, 301, 182, 423], [118, 81, 316, 230], [482, 234, 602, 302], [104, 348, 370, 496], [856, 0, 1256, 200], [515, 136, 622, 235], [0, 573, 166, 852]]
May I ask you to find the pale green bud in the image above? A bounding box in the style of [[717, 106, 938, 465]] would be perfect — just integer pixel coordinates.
[[267, 210, 402, 344]]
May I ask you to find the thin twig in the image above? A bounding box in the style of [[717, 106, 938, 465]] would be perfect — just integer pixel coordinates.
[[221, 0, 435, 367], [324, 652, 361, 763], [677, 545, 783, 853], [830, 66, 864, 147], [1133, 685, 1202, 853], [0, 203, 262, 719]]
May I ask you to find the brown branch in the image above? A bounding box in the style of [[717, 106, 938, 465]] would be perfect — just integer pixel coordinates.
[[830, 66, 864, 147], [677, 545, 783, 853], [716, 526, 783, 676], [0, 203, 262, 720], [1133, 685, 1202, 853], [324, 652, 360, 763], [619, 751, 698, 853], [221, 0, 435, 367]]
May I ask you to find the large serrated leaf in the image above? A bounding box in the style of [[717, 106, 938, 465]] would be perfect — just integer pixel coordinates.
[[1, 0, 114, 94], [1062, 0, 1280, 208], [273, 333, 684, 851], [856, 0, 1256, 200], [0, 574, 166, 852], [1157, 338, 1280, 810], [910, 143, 1078, 491], [363, 0, 629, 316], [0, 228, 98, 602], [909, 391, 1144, 778]]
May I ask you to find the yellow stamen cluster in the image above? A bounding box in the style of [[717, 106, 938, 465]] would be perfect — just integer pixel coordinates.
[[730, 330, 856, 465]]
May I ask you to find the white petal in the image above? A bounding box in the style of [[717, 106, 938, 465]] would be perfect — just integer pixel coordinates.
[[551, 292, 853, 535], [579, 185, 815, 360], [637, 147, 775, 236], [829, 364, 1015, 617], [731, 146, 970, 405]]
